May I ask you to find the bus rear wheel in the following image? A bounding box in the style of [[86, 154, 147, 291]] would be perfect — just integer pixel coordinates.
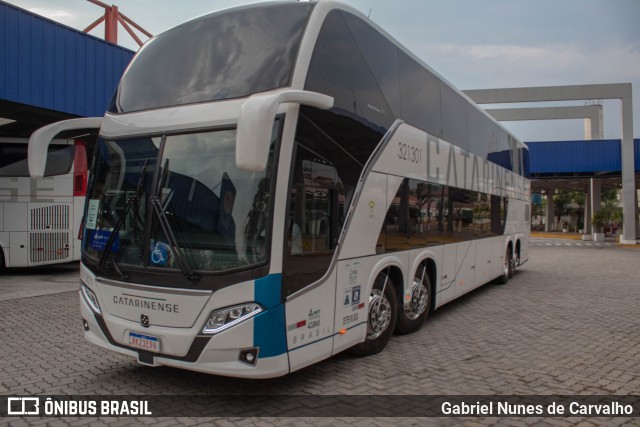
[[496, 247, 512, 285], [395, 265, 431, 335], [349, 272, 397, 356]]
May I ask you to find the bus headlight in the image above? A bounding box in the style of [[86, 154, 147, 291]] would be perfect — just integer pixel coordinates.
[[202, 303, 263, 335], [81, 283, 101, 314]]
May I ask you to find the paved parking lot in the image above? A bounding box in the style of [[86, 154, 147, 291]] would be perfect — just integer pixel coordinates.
[[1, 241, 639, 425]]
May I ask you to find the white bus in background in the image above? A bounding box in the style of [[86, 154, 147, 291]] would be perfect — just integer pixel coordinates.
[[0, 137, 88, 271], [29, 1, 530, 378]]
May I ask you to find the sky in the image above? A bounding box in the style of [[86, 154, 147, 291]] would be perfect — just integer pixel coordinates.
[[6, 0, 640, 141]]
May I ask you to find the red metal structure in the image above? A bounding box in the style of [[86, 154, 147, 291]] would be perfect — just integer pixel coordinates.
[[83, 0, 152, 47]]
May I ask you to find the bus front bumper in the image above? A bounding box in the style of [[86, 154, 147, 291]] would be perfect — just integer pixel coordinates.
[[79, 291, 290, 379]]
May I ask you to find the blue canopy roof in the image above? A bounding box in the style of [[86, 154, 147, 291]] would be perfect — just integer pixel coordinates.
[[0, 0, 135, 117], [527, 139, 640, 176]]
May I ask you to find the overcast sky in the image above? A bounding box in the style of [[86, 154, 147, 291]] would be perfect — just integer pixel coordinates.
[[7, 0, 640, 141]]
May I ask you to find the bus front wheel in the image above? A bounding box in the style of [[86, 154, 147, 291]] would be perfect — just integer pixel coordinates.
[[349, 272, 397, 357]]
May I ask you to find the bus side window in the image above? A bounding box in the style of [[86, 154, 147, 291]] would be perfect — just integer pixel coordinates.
[[0, 143, 74, 177]]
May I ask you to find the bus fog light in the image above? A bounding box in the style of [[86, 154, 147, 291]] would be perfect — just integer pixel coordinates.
[[239, 348, 259, 366], [82, 318, 90, 331], [202, 303, 263, 334], [81, 284, 101, 314]]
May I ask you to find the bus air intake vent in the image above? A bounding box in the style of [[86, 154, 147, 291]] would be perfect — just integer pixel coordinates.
[[29, 232, 70, 263], [30, 205, 70, 230]]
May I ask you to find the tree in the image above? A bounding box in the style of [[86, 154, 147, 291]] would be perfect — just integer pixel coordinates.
[[600, 193, 623, 228], [553, 192, 578, 224]]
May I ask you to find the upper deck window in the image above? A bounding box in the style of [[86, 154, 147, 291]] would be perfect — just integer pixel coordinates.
[[109, 3, 314, 113], [305, 9, 520, 173]]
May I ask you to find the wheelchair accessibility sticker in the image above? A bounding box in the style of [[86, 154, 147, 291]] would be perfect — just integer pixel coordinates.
[[150, 241, 170, 266]]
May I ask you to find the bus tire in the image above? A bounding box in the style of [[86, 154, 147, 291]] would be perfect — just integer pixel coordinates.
[[395, 264, 431, 335], [0, 247, 5, 275], [496, 247, 512, 285], [349, 272, 397, 357]]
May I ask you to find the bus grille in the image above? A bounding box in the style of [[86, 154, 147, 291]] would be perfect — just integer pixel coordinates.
[[29, 232, 70, 263], [30, 205, 70, 230]]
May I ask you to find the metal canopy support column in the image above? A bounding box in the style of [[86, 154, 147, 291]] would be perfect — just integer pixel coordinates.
[[464, 83, 637, 244], [545, 188, 555, 232], [590, 178, 602, 233], [620, 94, 638, 243], [584, 186, 592, 238]]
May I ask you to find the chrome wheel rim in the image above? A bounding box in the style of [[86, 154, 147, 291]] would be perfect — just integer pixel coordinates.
[[405, 278, 428, 320], [367, 289, 392, 340], [503, 253, 510, 277]]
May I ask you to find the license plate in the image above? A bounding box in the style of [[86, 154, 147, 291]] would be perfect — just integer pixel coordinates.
[[128, 332, 160, 353]]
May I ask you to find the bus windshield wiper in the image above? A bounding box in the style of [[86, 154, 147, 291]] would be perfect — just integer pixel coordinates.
[[98, 160, 148, 276], [150, 159, 199, 282], [149, 196, 199, 281]]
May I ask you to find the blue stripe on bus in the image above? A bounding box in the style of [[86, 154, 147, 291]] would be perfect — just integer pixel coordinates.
[[254, 274, 281, 308], [253, 274, 287, 358]]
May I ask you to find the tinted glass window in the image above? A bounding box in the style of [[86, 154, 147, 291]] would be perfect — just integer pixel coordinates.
[[441, 84, 468, 151], [452, 188, 508, 239], [484, 119, 513, 172], [380, 179, 445, 252], [522, 147, 531, 178], [378, 178, 508, 253], [305, 11, 394, 132], [109, 3, 313, 113], [342, 13, 402, 118], [0, 143, 74, 177], [283, 113, 362, 296], [510, 136, 521, 174], [398, 52, 442, 135], [467, 105, 489, 160]]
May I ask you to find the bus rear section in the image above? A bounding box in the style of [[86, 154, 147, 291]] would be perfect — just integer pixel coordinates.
[[0, 138, 87, 270]]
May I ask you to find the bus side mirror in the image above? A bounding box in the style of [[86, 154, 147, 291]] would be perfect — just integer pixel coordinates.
[[29, 117, 103, 179], [236, 89, 333, 172]]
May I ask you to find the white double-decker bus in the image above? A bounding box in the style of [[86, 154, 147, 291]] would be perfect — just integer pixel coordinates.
[[29, 1, 530, 378], [0, 137, 88, 272]]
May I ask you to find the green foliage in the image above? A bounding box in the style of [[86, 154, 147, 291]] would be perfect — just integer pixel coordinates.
[[553, 191, 582, 222], [602, 188, 618, 203], [592, 210, 606, 230], [591, 210, 607, 233], [600, 196, 623, 227]]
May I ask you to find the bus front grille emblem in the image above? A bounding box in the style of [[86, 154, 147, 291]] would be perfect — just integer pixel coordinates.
[[141, 314, 150, 327]]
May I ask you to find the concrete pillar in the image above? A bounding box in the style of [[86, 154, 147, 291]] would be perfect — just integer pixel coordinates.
[[545, 188, 554, 232], [583, 119, 592, 140], [583, 187, 591, 236], [590, 178, 601, 228], [583, 105, 604, 140], [634, 188, 640, 237], [620, 94, 636, 243]]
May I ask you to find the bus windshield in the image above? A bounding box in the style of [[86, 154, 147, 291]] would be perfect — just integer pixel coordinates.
[[108, 3, 314, 113], [82, 121, 281, 274]]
